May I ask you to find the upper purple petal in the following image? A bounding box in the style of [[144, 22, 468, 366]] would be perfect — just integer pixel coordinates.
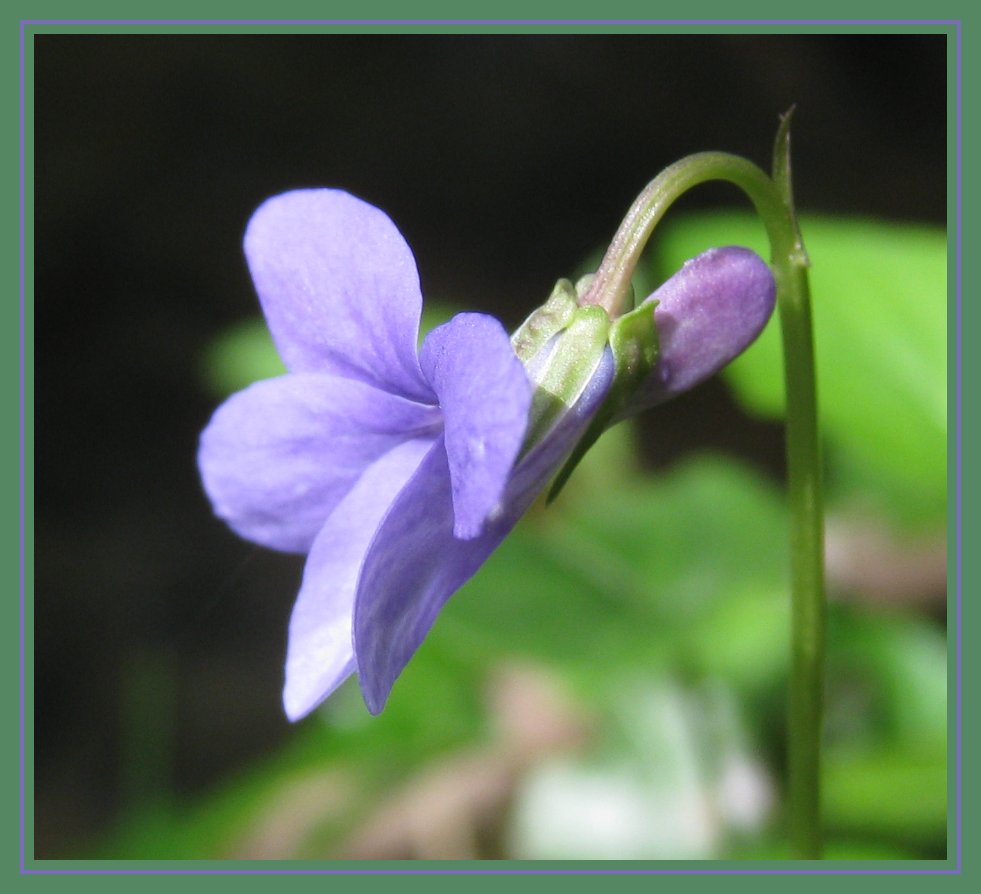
[[244, 189, 433, 400], [198, 372, 440, 553], [353, 350, 615, 714], [283, 437, 435, 721], [419, 313, 532, 539], [619, 246, 775, 416]]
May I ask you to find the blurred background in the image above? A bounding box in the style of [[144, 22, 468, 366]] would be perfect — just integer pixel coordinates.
[[33, 32, 948, 861]]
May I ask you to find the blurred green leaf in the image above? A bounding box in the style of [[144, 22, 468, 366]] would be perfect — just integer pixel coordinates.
[[201, 317, 285, 398], [820, 603, 947, 853], [827, 605, 947, 751], [651, 213, 947, 529], [824, 748, 947, 847]]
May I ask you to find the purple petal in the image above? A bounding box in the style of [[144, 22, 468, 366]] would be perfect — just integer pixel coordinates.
[[244, 189, 433, 400], [419, 313, 532, 539], [619, 247, 775, 416], [353, 350, 615, 714], [283, 437, 434, 721], [198, 373, 440, 553]]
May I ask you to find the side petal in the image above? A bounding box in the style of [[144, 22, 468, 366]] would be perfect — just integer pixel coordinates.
[[354, 351, 615, 714], [419, 313, 532, 539], [244, 189, 433, 400], [283, 437, 434, 721], [619, 247, 776, 416], [199, 372, 440, 553]]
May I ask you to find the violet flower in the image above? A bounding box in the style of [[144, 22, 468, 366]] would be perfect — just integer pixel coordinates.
[[198, 189, 775, 719]]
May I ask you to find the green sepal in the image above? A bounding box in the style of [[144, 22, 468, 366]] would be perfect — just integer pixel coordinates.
[[511, 278, 579, 363], [522, 305, 611, 450], [546, 300, 659, 502]]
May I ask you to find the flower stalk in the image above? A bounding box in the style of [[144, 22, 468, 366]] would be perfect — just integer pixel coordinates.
[[584, 112, 825, 859]]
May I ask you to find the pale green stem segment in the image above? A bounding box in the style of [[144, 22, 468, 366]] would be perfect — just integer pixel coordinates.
[[582, 112, 825, 860], [511, 279, 614, 451], [524, 305, 610, 447]]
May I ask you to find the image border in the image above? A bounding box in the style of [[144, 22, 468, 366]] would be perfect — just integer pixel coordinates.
[[15, 6, 967, 881]]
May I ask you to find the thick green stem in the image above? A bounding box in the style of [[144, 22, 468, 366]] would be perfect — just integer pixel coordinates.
[[771, 118, 825, 860], [586, 120, 825, 859], [779, 256, 824, 860]]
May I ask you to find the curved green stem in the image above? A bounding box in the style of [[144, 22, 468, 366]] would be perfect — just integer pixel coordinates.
[[579, 152, 788, 315], [586, 117, 825, 859]]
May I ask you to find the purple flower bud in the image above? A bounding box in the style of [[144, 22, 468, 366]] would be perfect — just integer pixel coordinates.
[[620, 247, 776, 416]]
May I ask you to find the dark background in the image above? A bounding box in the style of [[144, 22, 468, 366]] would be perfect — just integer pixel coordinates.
[[33, 33, 947, 857]]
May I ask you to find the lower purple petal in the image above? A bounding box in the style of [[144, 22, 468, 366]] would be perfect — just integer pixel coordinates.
[[283, 437, 435, 721], [353, 350, 615, 714]]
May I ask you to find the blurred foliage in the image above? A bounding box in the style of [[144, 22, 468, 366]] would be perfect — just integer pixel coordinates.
[[113, 210, 947, 862]]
